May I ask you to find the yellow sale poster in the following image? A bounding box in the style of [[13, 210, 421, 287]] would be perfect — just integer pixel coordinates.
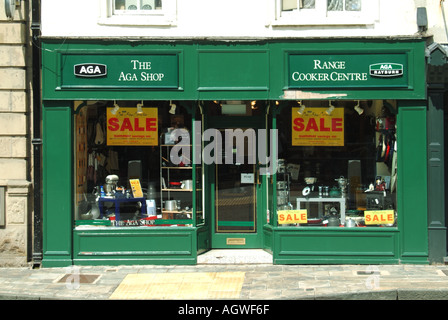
[[364, 210, 395, 225], [292, 107, 344, 146], [278, 210, 308, 224], [129, 179, 143, 198], [107, 107, 158, 146]]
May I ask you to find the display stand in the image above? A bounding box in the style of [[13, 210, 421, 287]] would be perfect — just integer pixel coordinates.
[[160, 138, 196, 220], [98, 197, 147, 221]]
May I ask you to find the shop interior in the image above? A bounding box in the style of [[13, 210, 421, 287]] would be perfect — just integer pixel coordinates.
[[275, 99, 397, 227], [74, 100, 198, 226], [73, 99, 397, 229]]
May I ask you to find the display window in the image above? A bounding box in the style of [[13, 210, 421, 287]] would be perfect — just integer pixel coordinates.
[[274, 100, 397, 228], [74, 100, 203, 229]]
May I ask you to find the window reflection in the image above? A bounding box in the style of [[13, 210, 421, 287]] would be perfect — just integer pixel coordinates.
[[328, 0, 361, 11], [114, 0, 163, 11]]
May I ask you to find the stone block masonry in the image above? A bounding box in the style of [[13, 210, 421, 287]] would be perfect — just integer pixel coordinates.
[[0, 1, 33, 266]]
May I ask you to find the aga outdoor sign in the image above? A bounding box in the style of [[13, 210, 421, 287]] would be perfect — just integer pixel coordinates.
[[74, 63, 107, 78], [369, 63, 403, 78], [62, 53, 179, 89], [288, 53, 408, 89]]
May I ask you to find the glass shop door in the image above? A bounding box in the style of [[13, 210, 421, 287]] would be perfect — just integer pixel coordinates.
[[209, 118, 265, 248]]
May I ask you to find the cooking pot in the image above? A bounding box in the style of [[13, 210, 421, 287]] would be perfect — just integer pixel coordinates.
[[164, 200, 178, 211], [181, 180, 193, 190], [328, 216, 340, 227]]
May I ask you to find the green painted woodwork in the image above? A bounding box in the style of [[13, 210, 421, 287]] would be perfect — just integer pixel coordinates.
[[197, 225, 210, 254], [197, 48, 269, 96], [427, 89, 447, 263], [273, 228, 399, 264], [270, 40, 426, 101], [269, 100, 429, 265], [42, 101, 73, 267], [263, 225, 274, 253], [40, 39, 430, 266], [42, 39, 426, 101], [396, 102, 428, 264], [61, 53, 179, 89], [206, 114, 266, 249], [288, 53, 408, 89], [73, 228, 197, 265]]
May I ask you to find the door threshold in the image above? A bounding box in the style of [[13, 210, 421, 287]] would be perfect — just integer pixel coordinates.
[[197, 249, 273, 264]]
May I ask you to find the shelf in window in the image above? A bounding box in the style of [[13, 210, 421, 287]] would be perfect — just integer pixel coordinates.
[[161, 166, 197, 169], [162, 210, 193, 214]]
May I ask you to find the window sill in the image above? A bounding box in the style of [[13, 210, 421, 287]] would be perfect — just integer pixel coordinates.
[[98, 16, 177, 27], [271, 17, 375, 27]]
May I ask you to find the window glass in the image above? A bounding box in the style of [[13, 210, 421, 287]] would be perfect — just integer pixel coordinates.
[[276, 100, 397, 228], [282, 0, 316, 11], [345, 0, 361, 11], [302, 0, 316, 9], [282, 0, 362, 12], [114, 0, 163, 12], [327, 0, 342, 11], [74, 101, 201, 229], [327, 0, 361, 11]]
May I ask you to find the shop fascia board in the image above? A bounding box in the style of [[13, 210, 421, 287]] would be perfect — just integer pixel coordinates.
[[40, 39, 427, 101]]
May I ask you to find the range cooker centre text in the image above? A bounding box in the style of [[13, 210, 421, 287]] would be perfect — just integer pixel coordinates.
[[118, 59, 165, 82], [292, 59, 368, 82]]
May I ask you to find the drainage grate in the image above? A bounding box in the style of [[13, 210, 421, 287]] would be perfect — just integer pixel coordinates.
[[57, 274, 101, 284]]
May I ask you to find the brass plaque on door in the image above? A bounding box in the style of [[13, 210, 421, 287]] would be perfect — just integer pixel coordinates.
[[226, 238, 246, 245]]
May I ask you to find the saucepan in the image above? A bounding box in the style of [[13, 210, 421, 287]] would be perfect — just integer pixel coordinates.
[[164, 200, 178, 211], [181, 180, 193, 190]]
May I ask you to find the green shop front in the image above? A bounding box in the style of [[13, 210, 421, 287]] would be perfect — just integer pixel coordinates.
[[40, 39, 428, 267]]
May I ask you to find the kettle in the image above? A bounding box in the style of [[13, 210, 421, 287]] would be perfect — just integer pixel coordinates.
[[346, 218, 356, 228], [327, 216, 340, 227]]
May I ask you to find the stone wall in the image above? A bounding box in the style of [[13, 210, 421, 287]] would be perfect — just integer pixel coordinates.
[[0, 1, 32, 267]]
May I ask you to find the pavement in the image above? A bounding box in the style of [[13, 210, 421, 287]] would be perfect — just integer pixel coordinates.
[[1, 250, 448, 303]]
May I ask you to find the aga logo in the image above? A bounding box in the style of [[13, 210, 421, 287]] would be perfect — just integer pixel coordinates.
[[369, 63, 403, 78], [74, 63, 107, 78]]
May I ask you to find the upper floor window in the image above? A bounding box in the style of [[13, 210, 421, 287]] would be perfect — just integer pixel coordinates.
[[99, 0, 176, 26], [113, 0, 163, 14], [275, 0, 377, 26]]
